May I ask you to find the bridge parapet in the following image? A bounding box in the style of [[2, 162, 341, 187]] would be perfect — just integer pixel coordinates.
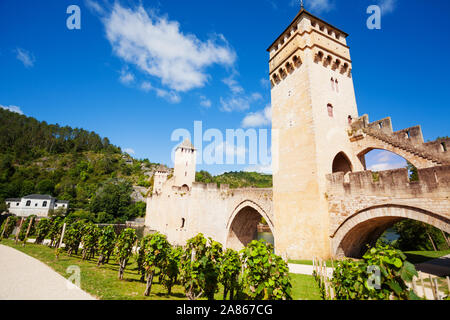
[[349, 115, 449, 166], [326, 165, 450, 198]]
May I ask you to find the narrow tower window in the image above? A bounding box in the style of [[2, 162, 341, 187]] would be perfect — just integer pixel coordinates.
[[335, 79, 339, 93], [327, 104, 334, 117], [330, 78, 335, 91]]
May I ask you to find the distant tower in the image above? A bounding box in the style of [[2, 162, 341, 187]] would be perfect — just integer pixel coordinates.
[[153, 165, 169, 195], [173, 139, 197, 189], [268, 8, 363, 259]]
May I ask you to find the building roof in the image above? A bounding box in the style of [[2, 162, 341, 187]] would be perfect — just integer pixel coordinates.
[[55, 200, 69, 204], [177, 139, 196, 150], [155, 165, 169, 173], [5, 198, 21, 202], [267, 8, 349, 52], [22, 194, 54, 200]]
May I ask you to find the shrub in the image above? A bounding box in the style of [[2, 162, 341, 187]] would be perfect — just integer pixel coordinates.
[[0, 216, 18, 239], [331, 244, 419, 300], [34, 218, 51, 244], [219, 248, 242, 300], [81, 223, 100, 260], [141, 233, 171, 296], [63, 221, 84, 256], [180, 233, 223, 300], [97, 225, 116, 266], [161, 246, 183, 295], [115, 228, 137, 280], [240, 240, 292, 300]]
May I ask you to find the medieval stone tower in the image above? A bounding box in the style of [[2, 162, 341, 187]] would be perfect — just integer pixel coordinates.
[[173, 139, 197, 189], [269, 8, 364, 259]]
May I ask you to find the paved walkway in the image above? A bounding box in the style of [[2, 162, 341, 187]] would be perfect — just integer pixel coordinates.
[[288, 263, 334, 277], [415, 254, 450, 277], [0, 244, 95, 300]]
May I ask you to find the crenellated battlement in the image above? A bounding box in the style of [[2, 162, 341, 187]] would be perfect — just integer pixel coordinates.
[[349, 114, 450, 166], [326, 165, 450, 197]]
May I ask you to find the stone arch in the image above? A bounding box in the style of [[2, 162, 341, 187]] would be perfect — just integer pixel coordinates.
[[332, 151, 353, 174], [331, 204, 450, 258], [226, 200, 274, 251], [356, 146, 424, 170]]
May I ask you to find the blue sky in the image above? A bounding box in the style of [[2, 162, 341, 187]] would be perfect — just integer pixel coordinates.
[[1, 0, 449, 174]]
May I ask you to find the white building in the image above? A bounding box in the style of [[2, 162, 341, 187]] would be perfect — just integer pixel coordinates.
[[5, 194, 69, 217]]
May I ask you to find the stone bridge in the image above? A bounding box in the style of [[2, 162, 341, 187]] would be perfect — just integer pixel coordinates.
[[326, 165, 450, 258], [324, 115, 450, 258], [146, 181, 273, 250]]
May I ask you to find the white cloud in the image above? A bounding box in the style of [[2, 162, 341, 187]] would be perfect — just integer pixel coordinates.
[[140, 81, 152, 92], [15, 48, 35, 68], [245, 164, 273, 174], [119, 68, 135, 85], [215, 141, 247, 158], [199, 96, 212, 108], [84, 0, 105, 15], [102, 3, 236, 92], [155, 88, 181, 104], [220, 92, 263, 113], [242, 105, 272, 128], [0, 105, 24, 115], [124, 148, 135, 155], [366, 150, 406, 171], [379, 0, 397, 14], [222, 76, 244, 94]]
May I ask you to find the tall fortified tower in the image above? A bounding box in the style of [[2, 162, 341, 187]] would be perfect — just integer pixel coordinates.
[[269, 8, 363, 259], [173, 139, 197, 189]]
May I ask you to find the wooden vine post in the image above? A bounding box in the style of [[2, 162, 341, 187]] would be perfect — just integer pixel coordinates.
[[15, 217, 25, 244], [22, 216, 35, 246], [58, 223, 67, 249], [0, 216, 10, 240]]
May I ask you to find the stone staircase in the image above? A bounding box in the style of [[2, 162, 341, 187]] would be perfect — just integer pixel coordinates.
[[362, 127, 448, 166]]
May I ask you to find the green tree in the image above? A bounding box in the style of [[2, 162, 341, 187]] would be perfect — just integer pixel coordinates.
[[36, 179, 55, 195]]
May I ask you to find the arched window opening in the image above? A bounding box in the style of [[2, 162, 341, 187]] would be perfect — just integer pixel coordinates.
[[335, 79, 339, 93], [362, 149, 409, 174], [180, 218, 185, 229], [441, 142, 447, 152], [43, 201, 47, 207], [327, 104, 334, 118], [332, 152, 353, 174], [330, 77, 335, 91], [26, 200, 31, 207]]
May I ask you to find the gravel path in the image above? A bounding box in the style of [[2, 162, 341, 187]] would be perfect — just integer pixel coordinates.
[[0, 244, 95, 300]]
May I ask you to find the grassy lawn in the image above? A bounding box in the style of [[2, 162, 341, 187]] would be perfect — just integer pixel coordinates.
[[1, 239, 322, 300], [404, 249, 450, 264], [290, 273, 322, 300], [288, 259, 336, 268]]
